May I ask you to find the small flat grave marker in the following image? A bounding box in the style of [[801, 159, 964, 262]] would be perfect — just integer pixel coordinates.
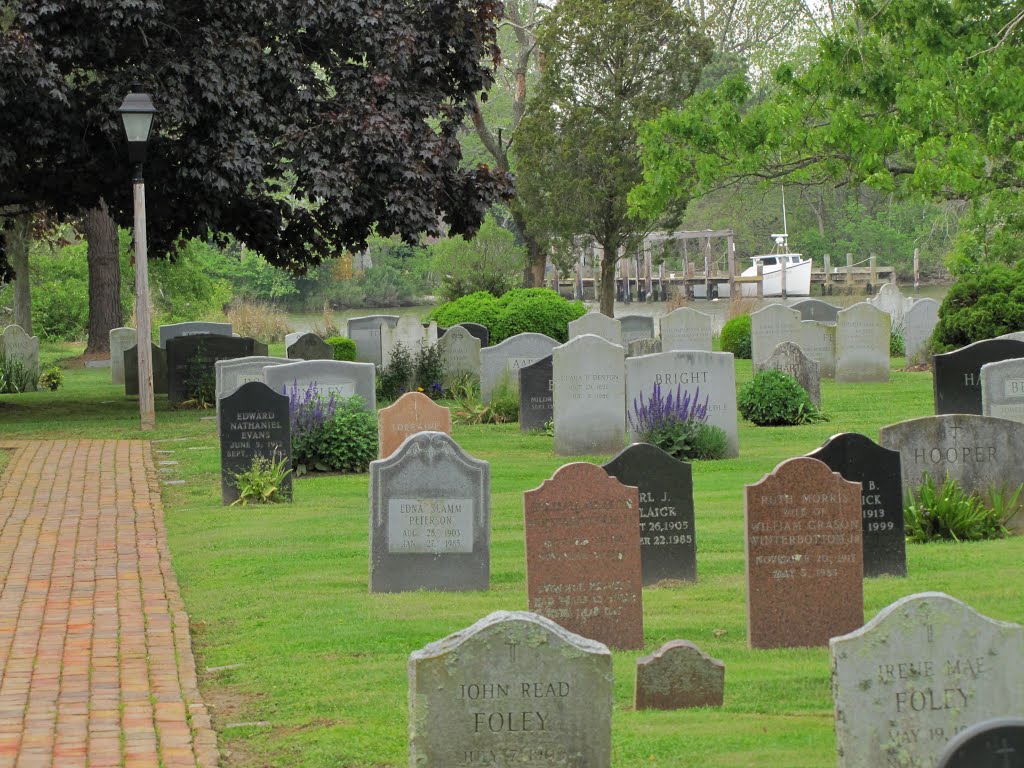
[[634, 640, 724, 710]]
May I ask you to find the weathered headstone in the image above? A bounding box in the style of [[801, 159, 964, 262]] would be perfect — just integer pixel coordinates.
[[869, 282, 914, 328], [831, 592, 1024, 768], [791, 299, 841, 324], [552, 335, 626, 456], [438, 325, 481, 381], [158, 321, 232, 348], [760, 341, 821, 407], [634, 640, 724, 711], [284, 331, 303, 350], [263, 359, 376, 411], [0, 324, 39, 374], [380, 316, 437, 369], [480, 332, 559, 404], [568, 313, 622, 345], [518, 355, 553, 432], [377, 391, 452, 459], [982, 357, 1024, 423], [346, 314, 400, 367], [524, 462, 643, 649], [904, 298, 940, 366], [214, 356, 290, 431], [798, 319, 837, 378], [933, 338, 1024, 415], [751, 304, 802, 367], [286, 332, 333, 360], [879, 414, 1024, 534], [619, 314, 655, 344], [835, 302, 891, 382], [603, 443, 696, 584], [124, 344, 168, 396], [369, 432, 489, 592], [936, 718, 1024, 768], [218, 382, 291, 505], [807, 432, 905, 577], [660, 307, 713, 352], [745, 457, 863, 649], [109, 327, 137, 385], [626, 350, 739, 458], [408, 611, 612, 768], [626, 338, 662, 357], [439, 321, 490, 347], [166, 334, 256, 406]]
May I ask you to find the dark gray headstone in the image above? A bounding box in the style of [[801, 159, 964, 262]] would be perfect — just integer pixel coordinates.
[[933, 339, 1024, 415], [166, 334, 256, 406], [807, 433, 906, 578], [286, 332, 334, 360], [454, 322, 490, 347], [218, 382, 291, 505], [158, 321, 232, 348], [603, 443, 696, 584], [518, 355, 553, 432], [936, 718, 1024, 768], [791, 299, 840, 323], [124, 343, 168, 396]]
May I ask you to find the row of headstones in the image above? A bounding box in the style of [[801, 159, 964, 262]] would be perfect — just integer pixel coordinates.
[[0, 324, 40, 375], [569, 308, 714, 352]]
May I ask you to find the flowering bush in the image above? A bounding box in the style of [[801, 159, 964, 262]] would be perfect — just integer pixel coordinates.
[[285, 381, 376, 474], [628, 383, 727, 461]]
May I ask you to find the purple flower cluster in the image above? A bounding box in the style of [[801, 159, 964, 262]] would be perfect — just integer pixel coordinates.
[[285, 380, 339, 439], [628, 382, 710, 434]]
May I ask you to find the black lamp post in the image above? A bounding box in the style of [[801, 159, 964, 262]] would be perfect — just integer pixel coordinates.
[[118, 86, 157, 430]]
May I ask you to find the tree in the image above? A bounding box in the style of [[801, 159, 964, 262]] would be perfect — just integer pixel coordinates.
[[0, 0, 510, 352], [515, 0, 713, 315]]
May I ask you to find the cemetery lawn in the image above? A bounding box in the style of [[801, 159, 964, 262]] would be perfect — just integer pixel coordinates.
[[2, 348, 1023, 768]]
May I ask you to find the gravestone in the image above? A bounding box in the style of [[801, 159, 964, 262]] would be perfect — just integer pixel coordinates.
[[158, 321, 232, 348], [797, 319, 837, 378], [380, 316, 437, 369], [997, 331, 1024, 342], [751, 304, 802, 367], [124, 344, 168, 396], [835, 302, 891, 382], [480, 332, 559, 404], [524, 462, 643, 649], [603, 443, 696, 584], [286, 332, 333, 361], [904, 298, 940, 366], [568, 313, 622, 345], [627, 338, 662, 357], [369, 432, 489, 593], [634, 640, 724, 710], [408, 611, 612, 768], [745, 457, 863, 649], [831, 592, 1024, 768], [619, 314, 655, 344], [346, 314, 399, 367], [518, 355, 553, 432], [377, 391, 452, 459], [218, 382, 291, 505], [625, 350, 739, 458], [933, 338, 1024, 415], [982, 357, 1024, 423], [264, 359, 376, 411], [0, 324, 39, 373], [214, 356, 290, 431], [552, 335, 626, 456], [109, 327, 137, 385], [791, 299, 840, 324], [166, 334, 256, 406], [659, 307, 713, 352], [451, 322, 490, 347], [284, 331, 302, 350], [936, 718, 1024, 768], [438, 325, 481, 381], [807, 433, 905, 577], [760, 342, 821, 407], [869, 282, 914, 328], [878, 414, 1024, 534]]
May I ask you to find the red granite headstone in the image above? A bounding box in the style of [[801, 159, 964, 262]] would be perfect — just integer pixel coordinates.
[[523, 462, 643, 650], [377, 391, 452, 459], [745, 457, 864, 649]]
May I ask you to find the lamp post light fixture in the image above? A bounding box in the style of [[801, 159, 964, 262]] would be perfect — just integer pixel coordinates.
[[118, 86, 157, 431]]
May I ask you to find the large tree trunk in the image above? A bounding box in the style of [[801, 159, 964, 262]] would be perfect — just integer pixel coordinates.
[[8, 214, 32, 334], [82, 200, 122, 354], [599, 241, 618, 317], [522, 234, 546, 288]]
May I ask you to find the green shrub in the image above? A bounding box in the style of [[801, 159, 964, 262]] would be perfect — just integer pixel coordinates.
[[230, 454, 292, 505], [317, 398, 378, 473], [720, 314, 751, 359], [0, 353, 38, 393], [737, 370, 826, 426], [453, 379, 519, 424], [904, 474, 1016, 542], [378, 341, 415, 402], [39, 366, 63, 391], [644, 420, 729, 461], [430, 215, 524, 301], [325, 336, 358, 361], [428, 288, 586, 344], [628, 382, 727, 461], [33, 280, 89, 341], [890, 326, 905, 357], [428, 291, 503, 334], [932, 262, 1024, 350], [415, 343, 444, 399]]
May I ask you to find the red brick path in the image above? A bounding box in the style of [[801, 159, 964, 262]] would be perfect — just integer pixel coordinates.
[[0, 440, 218, 768]]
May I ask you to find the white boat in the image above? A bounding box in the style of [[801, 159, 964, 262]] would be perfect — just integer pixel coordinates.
[[740, 234, 812, 297]]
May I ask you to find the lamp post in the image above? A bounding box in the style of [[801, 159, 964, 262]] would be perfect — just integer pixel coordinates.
[[118, 87, 157, 431]]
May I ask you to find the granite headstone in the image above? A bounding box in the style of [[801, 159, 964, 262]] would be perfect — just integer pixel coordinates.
[[933, 338, 1024, 415], [751, 304, 802, 367], [380, 316, 437, 369], [791, 299, 840, 324], [158, 321, 232, 348], [619, 314, 656, 345], [760, 341, 821, 407], [552, 335, 626, 456], [626, 338, 662, 357], [346, 314, 399, 367], [659, 307, 713, 352], [835, 302, 891, 382], [480, 332, 559, 404], [438, 325, 481, 381], [286, 332, 334, 360], [124, 343, 168, 396], [518, 355, 553, 432], [568, 313, 622, 345], [263, 359, 376, 411], [904, 298, 940, 366], [936, 718, 1024, 768], [109, 327, 137, 385], [377, 392, 452, 459], [634, 640, 724, 710], [981, 357, 1024, 423], [166, 334, 256, 405], [215, 356, 290, 432], [218, 382, 291, 505]]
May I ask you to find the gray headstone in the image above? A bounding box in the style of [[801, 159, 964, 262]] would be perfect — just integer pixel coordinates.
[[904, 298, 940, 366], [369, 432, 489, 593], [791, 299, 840, 324], [933, 339, 1024, 415], [568, 313, 622, 345], [218, 382, 291, 505], [797, 319, 837, 378], [215, 356, 291, 430], [997, 331, 1024, 342], [286, 332, 333, 360], [619, 314, 655, 344], [166, 335, 257, 406], [0, 324, 39, 375], [438, 325, 481, 381], [380, 316, 437, 370], [831, 592, 1024, 768], [158, 321, 232, 348], [480, 332, 559, 404], [835, 302, 891, 382], [263, 359, 376, 411], [936, 717, 1024, 768], [751, 304, 802, 367], [879, 414, 1024, 535], [760, 341, 821, 406], [109, 327, 137, 385], [634, 640, 724, 710], [284, 331, 302, 350], [124, 344, 168, 396], [552, 334, 626, 456], [346, 314, 400, 367], [982, 357, 1024, 423], [625, 350, 739, 458], [659, 308, 713, 352], [439, 322, 490, 347], [627, 338, 662, 357], [518, 355, 553, 432], [408, 611, 612, 768], [869, 282, 914, 328]]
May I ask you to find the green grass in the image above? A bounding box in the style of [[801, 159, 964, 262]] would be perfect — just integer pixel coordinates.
[[1, 344, 1023, 767]]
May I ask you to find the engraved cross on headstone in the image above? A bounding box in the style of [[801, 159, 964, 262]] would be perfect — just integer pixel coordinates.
[[995, 738, 1016, 768], [505, 638, 518, 663]]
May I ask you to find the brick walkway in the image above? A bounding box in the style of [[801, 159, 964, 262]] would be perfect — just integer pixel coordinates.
[[0, 440, 218, 768]]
